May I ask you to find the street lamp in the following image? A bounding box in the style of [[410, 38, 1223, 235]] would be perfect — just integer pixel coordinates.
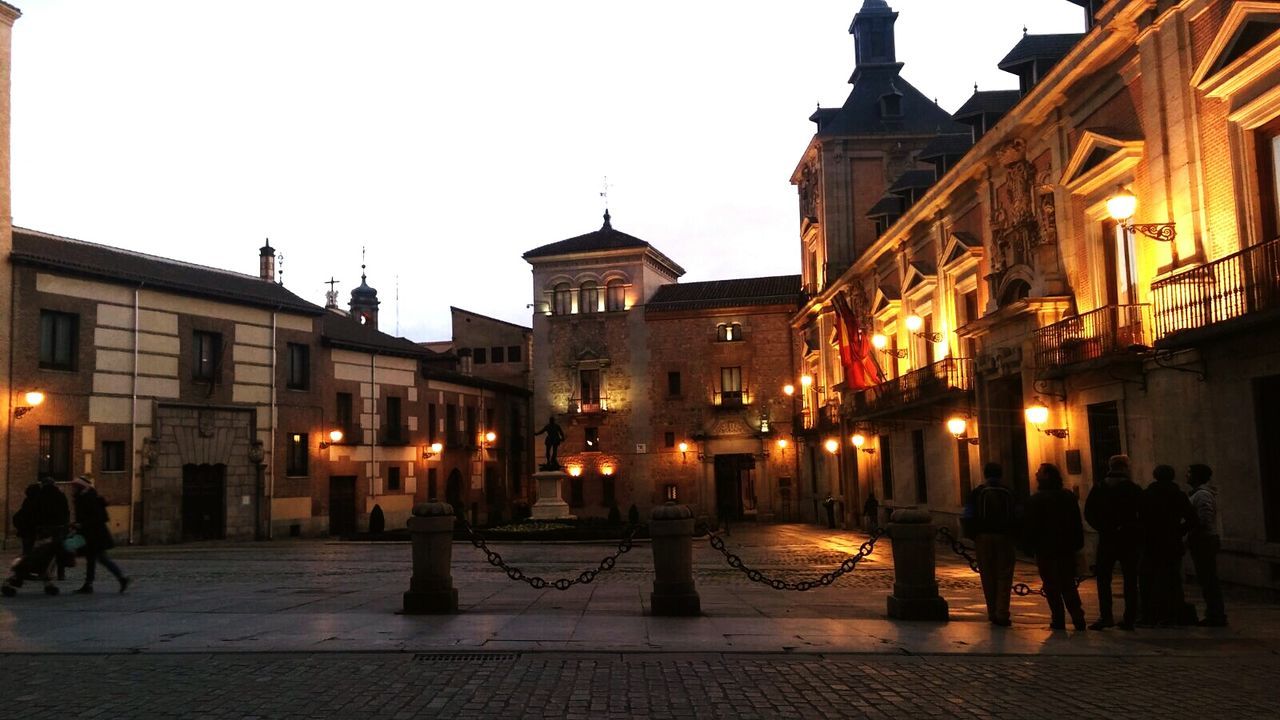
[[678, 441, 690, 462], [1107, 185, 1176, 241], [947, 416, 979, 445], [422, 442, 444, 459], [319, 429, 344, 449], [1025, 401, 1068, 439], [905, 314, 943, 343], [14, 390, 45, 420], [872, 333, 908, 359], [851, 432, 876, 455], [824, 438, 840, 455], [782, 383, 795, 397]]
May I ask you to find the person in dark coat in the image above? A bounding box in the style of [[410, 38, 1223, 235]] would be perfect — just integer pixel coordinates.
[[1024, 463, 1086, 631], [70, 475, 129, 594], [965, 463, 1019, 627], [862, 492, 880, 533], [1186, 464, 1227, 627], [33, 476, 71, 580], [1084, 454, 1143, 630], [13, 482, 41, 557], [1139, 464, 1197, 626]]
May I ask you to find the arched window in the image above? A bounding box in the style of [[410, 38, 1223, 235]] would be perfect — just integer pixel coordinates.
[[580, 281, 600, 314], [553, 283, 572, 315], [716, 323, 743, 342], [606, 279, 626, 312]]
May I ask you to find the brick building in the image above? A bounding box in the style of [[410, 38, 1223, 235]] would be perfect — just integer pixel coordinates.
[[795, 0, 1280, 588]]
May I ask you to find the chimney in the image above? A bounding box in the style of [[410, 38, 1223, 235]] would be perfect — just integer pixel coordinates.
[[259, 239, 276, 282]]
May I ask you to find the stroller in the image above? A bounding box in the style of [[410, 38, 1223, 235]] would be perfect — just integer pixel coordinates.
[[2, 530, 77, 597]]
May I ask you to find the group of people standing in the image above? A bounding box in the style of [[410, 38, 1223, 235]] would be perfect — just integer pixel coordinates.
[[965, 456, 1225, 631], [7, 474, 129, 595]]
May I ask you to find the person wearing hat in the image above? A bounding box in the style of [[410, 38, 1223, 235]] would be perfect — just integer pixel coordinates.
[[1187, 464, 1227, 626], [1084, 454, 1142, 630], [70, 474, 129, 594]]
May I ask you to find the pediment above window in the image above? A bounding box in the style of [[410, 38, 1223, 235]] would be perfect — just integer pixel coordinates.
[[1192, 2, 1280, 99], [942, 231, 984, 269], [1060, 129, 1144, 195], [872, 284, 901, 317], [903, 261, 937, 294]]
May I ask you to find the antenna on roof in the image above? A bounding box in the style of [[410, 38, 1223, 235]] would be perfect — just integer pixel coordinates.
[[600, 176, 613, 212]]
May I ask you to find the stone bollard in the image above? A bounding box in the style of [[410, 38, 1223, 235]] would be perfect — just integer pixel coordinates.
[[886, 508, 949, 621], [649, 502, 701, 616], [402, 501, 459, 614]]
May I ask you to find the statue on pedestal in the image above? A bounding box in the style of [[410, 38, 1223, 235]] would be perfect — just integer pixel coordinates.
[[534, 416, 565, 471]]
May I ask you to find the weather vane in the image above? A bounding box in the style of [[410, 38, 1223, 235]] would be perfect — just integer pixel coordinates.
[[600, 176, 612, 212]]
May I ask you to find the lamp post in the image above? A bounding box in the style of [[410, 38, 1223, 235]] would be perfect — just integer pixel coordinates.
[[946, 416, 979, 445]]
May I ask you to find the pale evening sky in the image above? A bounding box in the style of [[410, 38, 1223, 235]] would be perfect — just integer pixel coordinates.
[[12, 0, 1087, 342]]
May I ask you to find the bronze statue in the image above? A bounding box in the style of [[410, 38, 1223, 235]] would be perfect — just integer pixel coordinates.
[[534, 416, 566, 471]]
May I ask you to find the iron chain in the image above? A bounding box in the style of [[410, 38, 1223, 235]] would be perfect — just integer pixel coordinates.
[[703, 526, 884, 591], [458, 518, 638, 591], [936, 526, 1095, 597]]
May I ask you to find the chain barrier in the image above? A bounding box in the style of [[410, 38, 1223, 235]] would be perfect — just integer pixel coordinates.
[[935, 526, 1095, 597], [458, 518, 638, 591], [701, 524, 885, 591]]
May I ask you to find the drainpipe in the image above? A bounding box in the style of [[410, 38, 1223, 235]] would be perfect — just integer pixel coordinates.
[[2, 268, 15, 550], [268, 309, 277, 540], [369, 350, 376, 500], [128, 285, 140, 544]]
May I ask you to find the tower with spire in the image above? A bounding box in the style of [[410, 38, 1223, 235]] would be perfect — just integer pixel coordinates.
[[349, 252, 380, 328]]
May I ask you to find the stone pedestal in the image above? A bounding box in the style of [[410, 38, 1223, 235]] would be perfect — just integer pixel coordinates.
[[886, 509, 949, 622], [402, 502, 458, 614], [530, 470, 575, 520], [649, 502, 701, 616]]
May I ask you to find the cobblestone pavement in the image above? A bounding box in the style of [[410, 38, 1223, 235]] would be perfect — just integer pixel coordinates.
[[2, 651, 1277, 719]]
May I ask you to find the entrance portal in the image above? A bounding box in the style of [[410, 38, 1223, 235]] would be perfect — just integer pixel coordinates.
[[1087, 401, 1123, 481], [987, 375, 1030, 498], [714, 454, 756, 521], [182, 463, 226, 541], [329, 476, 357, 536]]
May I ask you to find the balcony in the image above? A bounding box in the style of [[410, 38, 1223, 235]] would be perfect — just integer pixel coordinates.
[[1033, 304, 1151, 371], [713, 389, 752, 409], [850, 358, 974, 418], [1151, 238, 1280, 344], [380, 425, 410, 446], [568, 394, 611, 414]]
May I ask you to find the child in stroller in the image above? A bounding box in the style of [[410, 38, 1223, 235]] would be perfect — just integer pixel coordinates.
[[2, 530, 77, 597]]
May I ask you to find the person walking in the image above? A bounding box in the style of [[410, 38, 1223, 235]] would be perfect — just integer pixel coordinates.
[[13, 482, 41, 557], [1024, 464, 1086, 631], [1187, 464, 1227, 627], [69, 475, 129, 594], [1139, 464, 1197, 626], [33, 476, 71, 581], [965, 462, 1019, 627], [1084, 454, 1143, 631], [862, 492, 880, 533]]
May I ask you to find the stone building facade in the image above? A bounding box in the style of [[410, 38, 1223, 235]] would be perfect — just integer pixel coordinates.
[[795, 0, 1280, 588]]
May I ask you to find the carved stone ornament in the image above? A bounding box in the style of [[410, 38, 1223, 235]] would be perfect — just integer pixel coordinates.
[[248, 440, 266, 465], [140, 436, 158, 470], [988, 138, 1058, 304]]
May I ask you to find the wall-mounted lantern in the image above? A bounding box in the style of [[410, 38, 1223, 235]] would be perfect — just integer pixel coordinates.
[[14, 390, 44, 420]]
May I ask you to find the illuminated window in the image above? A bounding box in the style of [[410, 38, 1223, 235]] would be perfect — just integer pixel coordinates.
[[580, 281, 600, 314], [717, 323, 743, 342], [664, 484, 678, 502], [606, 279, 626, 311], [553, 283, 572, 315], [580, 369, 601, 407], [286, 433, 308, 477]]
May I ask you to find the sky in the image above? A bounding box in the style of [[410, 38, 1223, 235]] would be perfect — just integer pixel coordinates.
[[11, 0, 1087, 342]]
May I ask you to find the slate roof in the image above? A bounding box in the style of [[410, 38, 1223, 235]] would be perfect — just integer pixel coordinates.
[[523, 212, 649, 259], [998, 34, 1085, 71], [321, 313, 435, 358], [646, 275, 803, 313], [11, 227, 324, 315], [813, 66, 966, 138], [918, 133, 973, 161], [887, 169, 937, 194], [953, 90, 1023, 120], [867, 195, 904, 218]]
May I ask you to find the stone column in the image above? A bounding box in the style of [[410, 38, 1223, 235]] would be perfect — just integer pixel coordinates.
[[649, 502, 700, 616], [886, 508, 948, 621], [402, 501, 458, 614], [530, 469, 574, 520]]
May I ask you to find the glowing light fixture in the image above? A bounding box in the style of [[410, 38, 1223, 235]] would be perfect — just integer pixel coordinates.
[[14, 390, 45, 419], [1025, 401, 1068, 439], [783, 383, 795, 397], [1106, 187, 1138, 222], [824, 438, 839, 454], [776, 438, 789, 450], [423, 442, 444, 459], [485, 431, 497, 444], [601, 464, 615, 476], [872, 332, 907, 359], [319, 429, 344, 449], [905, 314, 943, 343], [947, 416, 979, 445], [800, 375, 813, 389], [567, 465, 583, 477]]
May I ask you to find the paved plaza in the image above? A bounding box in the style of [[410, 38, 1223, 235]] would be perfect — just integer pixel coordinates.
[[1, 524, 1278, 718]]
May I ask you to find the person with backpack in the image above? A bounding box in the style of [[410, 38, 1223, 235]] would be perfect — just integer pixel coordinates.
[[1084, 454, 1143, 631], [1186, 464, 1226, 627], [1139, 464, 1197, 626], [69, 475, 129, 594], [965, 462, 1019, 627], [1023, 463, 1086, 631]]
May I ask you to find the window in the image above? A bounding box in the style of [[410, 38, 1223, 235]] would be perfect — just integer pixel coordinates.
[[667, 371, 682, 397], [287, 343, 310, 390], [720, 366, 744, 406], [101, 441, 126, 473], [579, 369, 601, 407], [570, 477, 584, 507], [603, 476, 616, 507], [39, 310, 77, 370], [38, 426, 72, 483], [553, 283, 572, 315], [465, 406, 477, 444], [474, 347, 487, 365], [959, 289, 979, 359], [446, 404, 459, 447], [193, 331, 222, 382], [585, 426, 600, 452], [428, 403, 438, 443], [337, 393, 354, 437], [491, 346, 505, 363], [912, 429, 928, 504], [580, 281, 600, 314], [716, 323, 743, 342], [385, 396, 404, 444], [508, 345, 522, 362], [287, 433, 308, 476], [664, 431, 676, 448], [387, 466, 401, 492], [606, 280, 626, 311], [1256, 117, 1280, 242], [664, 484, 678, 502], [879, 434, 894, 500], [428, 468, 439, 501]]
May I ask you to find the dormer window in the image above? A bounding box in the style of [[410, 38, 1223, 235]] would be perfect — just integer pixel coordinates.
[[717, 323, 744, 342], [880, 93, 902, 118]]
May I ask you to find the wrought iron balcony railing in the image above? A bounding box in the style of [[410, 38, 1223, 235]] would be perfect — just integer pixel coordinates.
[[1033, 304, 1151, 370], [850, 358, 974, 417], [568, 393, 611, 414], [380, 425, 411, 446], [1151, 237, 1280, 341], [713, 389, 751, 408]]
